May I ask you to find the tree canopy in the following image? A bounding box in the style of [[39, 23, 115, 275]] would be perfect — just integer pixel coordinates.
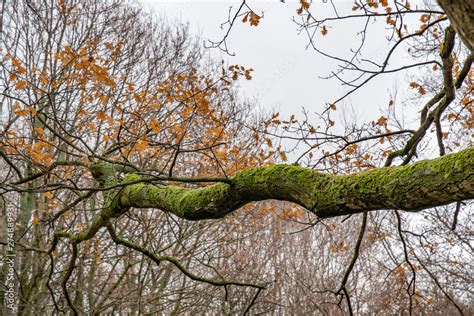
[[0, 0, 472, 314]]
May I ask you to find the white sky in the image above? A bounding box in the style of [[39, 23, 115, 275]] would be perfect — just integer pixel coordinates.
[[141, 0, 423, 125]]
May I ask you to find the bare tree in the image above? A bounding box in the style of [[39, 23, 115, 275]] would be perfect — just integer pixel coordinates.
[[0, 0, 472, 314]]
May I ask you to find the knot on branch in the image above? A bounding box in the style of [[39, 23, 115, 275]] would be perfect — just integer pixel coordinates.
[[89, 162, 118, 185]]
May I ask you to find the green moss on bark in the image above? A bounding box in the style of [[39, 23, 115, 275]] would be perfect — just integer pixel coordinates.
[[106, 148, 474, 220]]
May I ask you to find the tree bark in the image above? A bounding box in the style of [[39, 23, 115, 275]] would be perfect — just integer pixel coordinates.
[[110, 148, 473, 220], [437, 0, 474, 53]]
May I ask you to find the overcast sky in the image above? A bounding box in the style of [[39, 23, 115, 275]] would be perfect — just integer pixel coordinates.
[[141, 0, 424, 126]]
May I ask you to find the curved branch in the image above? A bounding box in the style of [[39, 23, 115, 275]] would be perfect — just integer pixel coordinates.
[[62, 242, 79, 316], [113, 148, 473, 220], [106, 223, 266, 289]]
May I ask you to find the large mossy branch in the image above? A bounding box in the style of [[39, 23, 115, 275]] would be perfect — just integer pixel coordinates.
[[112, 148, 473, 220]]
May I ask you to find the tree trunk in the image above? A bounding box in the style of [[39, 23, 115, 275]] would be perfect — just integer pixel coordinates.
[[437, 0, 474, 53]]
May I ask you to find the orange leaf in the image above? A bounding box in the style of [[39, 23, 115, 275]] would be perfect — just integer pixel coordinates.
[[11, 58, 22, 68], [28, 106, 37, 117], [38, 73, 49, 85], [17, 66, 27, 75], [44, 191, 54, 199], [249, 12, 260, 26], [13, 103, 30, 116], [135, 139, 149, 152], [104, 42, 113, 50], [150, 118, 161, 133], [321, 25, 328, 35], [420, 14, 430, 22], [15, 80, 27, 90], [377, 116, 387, 126], [266, 138, 273, 148], [460, 97, 470, 106], [242, 12, 249, 23], [97, 111, 106, 120]]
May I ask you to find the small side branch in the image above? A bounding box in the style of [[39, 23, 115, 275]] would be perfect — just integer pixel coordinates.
[[106, 223, 266, 290]]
